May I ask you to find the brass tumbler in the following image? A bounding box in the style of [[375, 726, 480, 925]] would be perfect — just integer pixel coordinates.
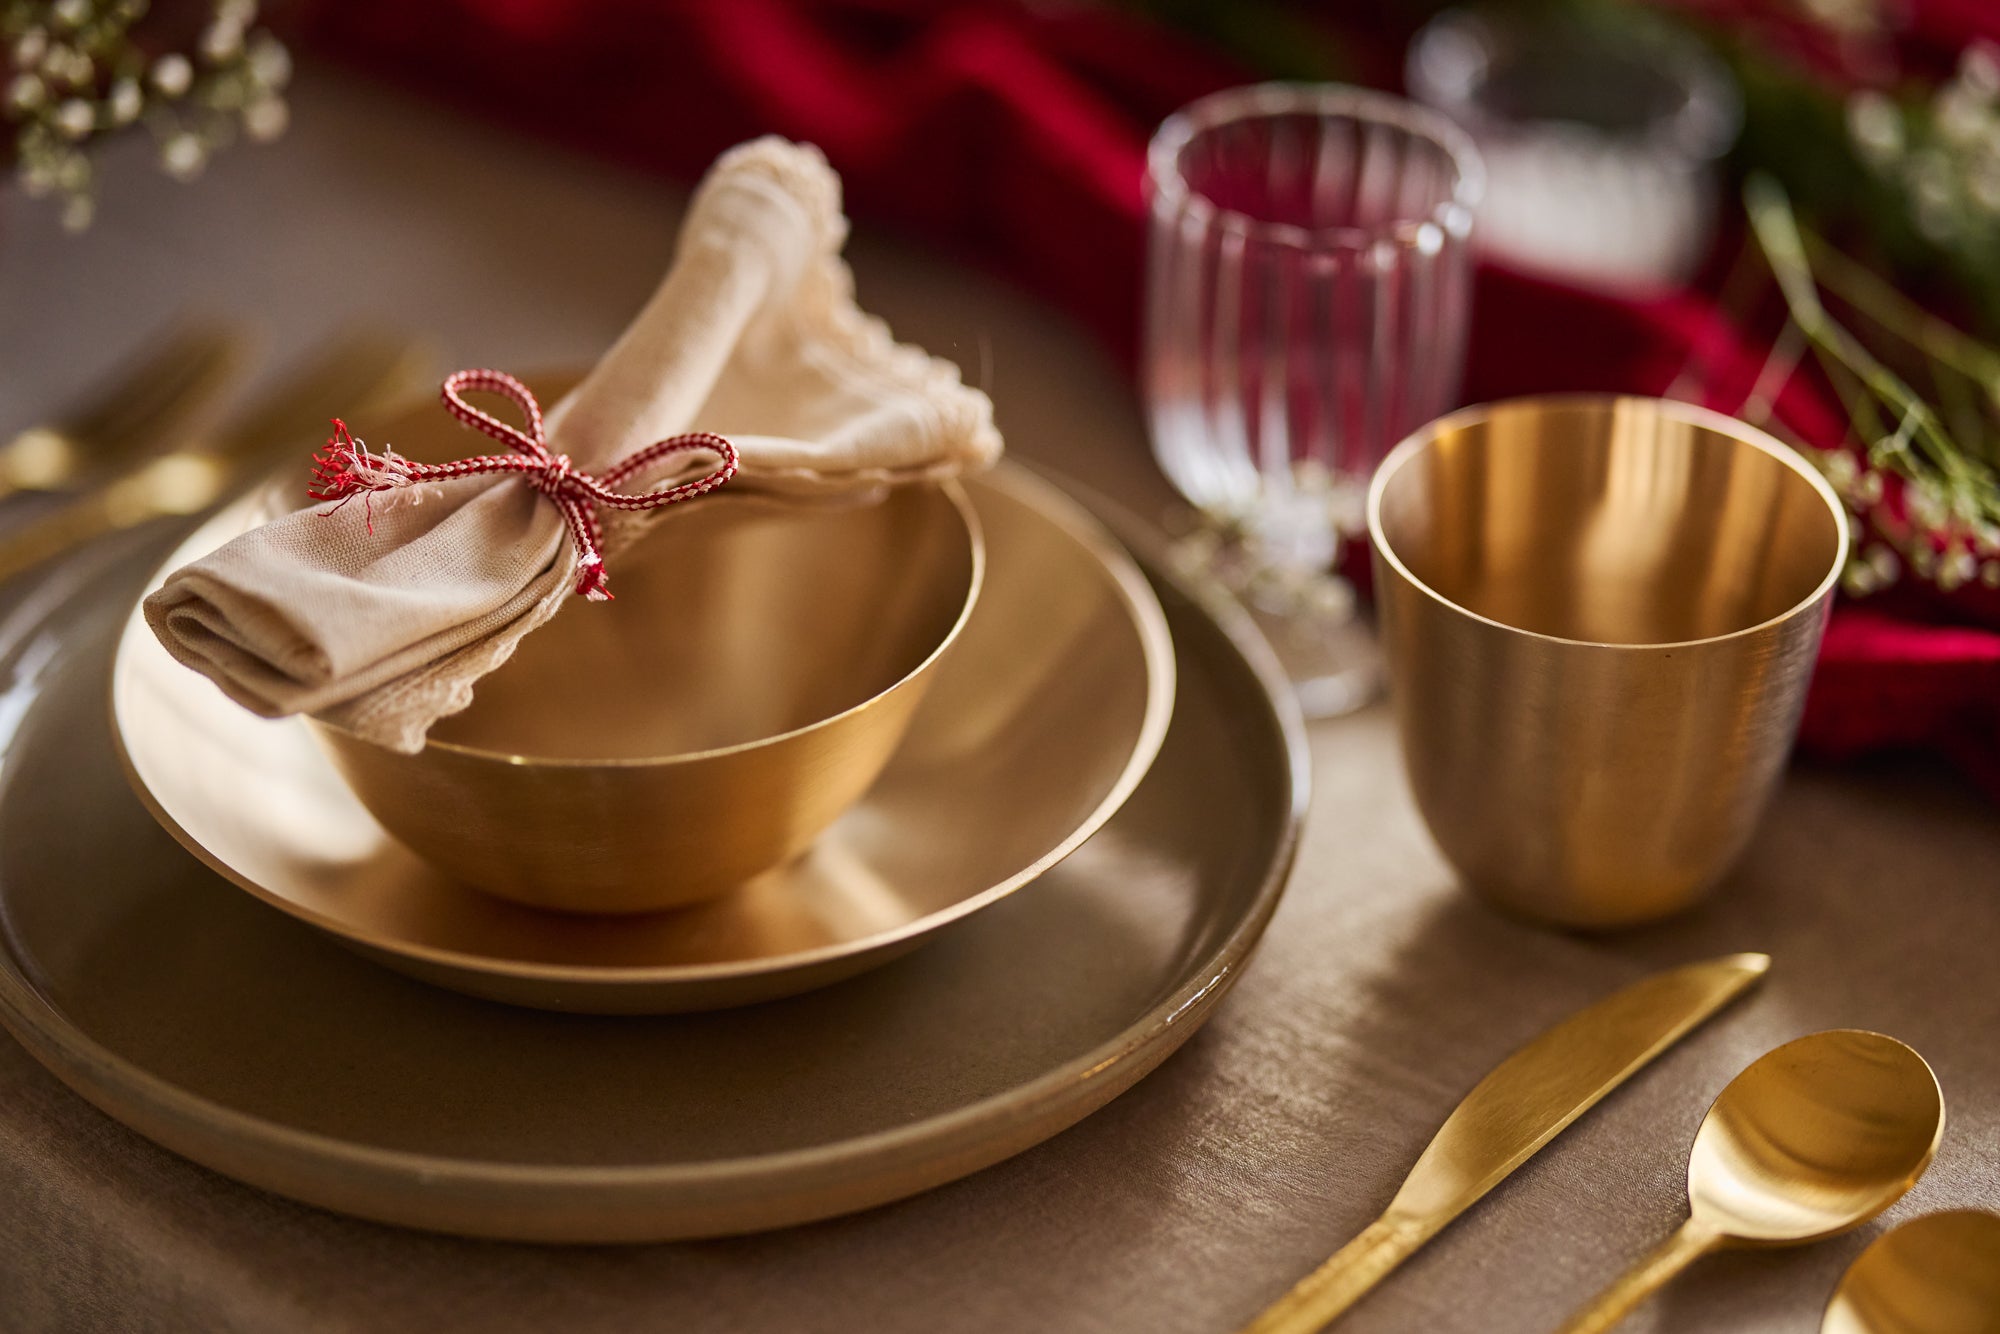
[[1367, 395, 1847, 928]]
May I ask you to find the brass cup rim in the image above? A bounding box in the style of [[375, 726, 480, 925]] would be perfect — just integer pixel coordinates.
[[1366, 392, 1850, 652], [312, 478, 987, 769]]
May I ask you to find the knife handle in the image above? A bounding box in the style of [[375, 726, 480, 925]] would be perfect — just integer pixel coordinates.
[[1239, 1217, 1421, 1334]]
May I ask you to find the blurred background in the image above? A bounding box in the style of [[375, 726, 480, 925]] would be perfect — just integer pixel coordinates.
[[6, 0, 2000, 790]]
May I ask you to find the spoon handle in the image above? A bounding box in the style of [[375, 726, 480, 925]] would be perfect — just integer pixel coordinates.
[[1555, 1219, 1719, 1334]]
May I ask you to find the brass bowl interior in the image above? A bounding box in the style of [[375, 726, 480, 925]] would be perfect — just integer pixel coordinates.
[[1372, 396, 1844, 645], [344, 385, 981, 764], [428, 487, 976, 761]]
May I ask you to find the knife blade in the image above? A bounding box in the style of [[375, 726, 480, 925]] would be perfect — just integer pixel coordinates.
[[1240, 952, 1770, 1334]]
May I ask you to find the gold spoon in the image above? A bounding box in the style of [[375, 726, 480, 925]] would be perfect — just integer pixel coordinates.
[[1822, 1210, 2000, 1334], [1558, 1030, 1944, 1334]]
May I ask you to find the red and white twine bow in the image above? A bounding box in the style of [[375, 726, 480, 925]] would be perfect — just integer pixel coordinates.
[[308, 369, 737, 602]]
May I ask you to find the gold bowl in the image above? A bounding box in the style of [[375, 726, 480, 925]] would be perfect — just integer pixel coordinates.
[[112, 465, 1172, 1012], [307, 397, 983, 915], [1368, 394, 1847, 928]]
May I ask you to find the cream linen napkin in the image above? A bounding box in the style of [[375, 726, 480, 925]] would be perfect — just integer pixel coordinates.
[[144, 137, 1000, 753]]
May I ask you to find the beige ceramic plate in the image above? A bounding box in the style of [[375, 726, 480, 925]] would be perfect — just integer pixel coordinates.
[[110, 466, 1174, 1013], [0, 474, 1305, 1242]]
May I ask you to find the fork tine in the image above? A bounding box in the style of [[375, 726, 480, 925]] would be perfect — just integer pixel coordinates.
[[0, 323, 249, 494], [0, 332, 432, 588], [61, 324, 247, 454]]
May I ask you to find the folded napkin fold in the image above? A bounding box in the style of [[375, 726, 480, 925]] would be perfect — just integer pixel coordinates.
[[145, 137, 1001, 754]]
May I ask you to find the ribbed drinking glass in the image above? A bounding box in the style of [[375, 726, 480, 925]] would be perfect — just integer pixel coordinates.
[[1144, 83, 1483, 716]]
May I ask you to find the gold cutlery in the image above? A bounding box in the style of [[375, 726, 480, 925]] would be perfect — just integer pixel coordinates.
[[0, 333, 429, 585], [1558, 1029, 1944, 1334], [1240, 953, 1770, 1334], [0, 323, 248, 499], [1822, 1210, 2000, 1334]]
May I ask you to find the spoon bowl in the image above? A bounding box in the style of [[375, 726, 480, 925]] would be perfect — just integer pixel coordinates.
[[1690, 1029, 1946, 1244], [1559, 1030, 1944, 1334], [1822, 1210, 2000, 1334]]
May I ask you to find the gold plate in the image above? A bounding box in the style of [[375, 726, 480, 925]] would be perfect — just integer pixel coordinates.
[[109, 466, 1174, 1013], [0, 473, 1306, 1242]]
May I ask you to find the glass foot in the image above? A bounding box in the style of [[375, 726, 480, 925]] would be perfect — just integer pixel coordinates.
[[1243, 590, 1382, 719], [1166, 527, 1383, 720]]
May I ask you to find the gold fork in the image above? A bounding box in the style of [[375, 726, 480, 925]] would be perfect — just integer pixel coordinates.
[[0, 332, 431, 585], [0, 323, 249, 499]]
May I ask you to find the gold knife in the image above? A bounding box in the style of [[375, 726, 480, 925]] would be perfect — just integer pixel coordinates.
[[1240, 952, 1771, 1334], [0, 332, 429, 586]]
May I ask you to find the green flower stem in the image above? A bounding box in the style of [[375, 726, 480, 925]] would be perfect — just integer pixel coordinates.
[[1804, 233, 2000, 398], [1747, 174, 2000, 514]]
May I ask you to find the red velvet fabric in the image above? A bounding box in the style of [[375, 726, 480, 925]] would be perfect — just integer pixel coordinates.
[[303, 0, 2000, 794]]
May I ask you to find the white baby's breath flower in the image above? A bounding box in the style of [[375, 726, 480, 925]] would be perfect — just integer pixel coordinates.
[[1934, 83, 1987, 146], [1848, 91, 1904, 164], [199, 16, 244, 64], [1802, 0, 1877, 36], [1907, 479, 1950, 530], [6, 72, 46, 113], [243, 95, 287, 142], [56, 44, 95, 88], [1962, 43, 2000, 99], [52, 98, 95, 140], [107, 78, 142, 126], [12, 27, 48, 70], [150, 53, 193, 98], [160, 131, 207, 181], [247, 32, 291, 88], [1939, 545, 1978, 589], [1971, 151, 2000, 213]]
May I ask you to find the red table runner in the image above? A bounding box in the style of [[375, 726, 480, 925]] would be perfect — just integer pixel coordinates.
[[303, 0, 2000, 796]]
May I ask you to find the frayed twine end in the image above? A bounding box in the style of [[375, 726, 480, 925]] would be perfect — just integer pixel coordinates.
[[574, 554, 614, 602], [309, 420, 442, 534]]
